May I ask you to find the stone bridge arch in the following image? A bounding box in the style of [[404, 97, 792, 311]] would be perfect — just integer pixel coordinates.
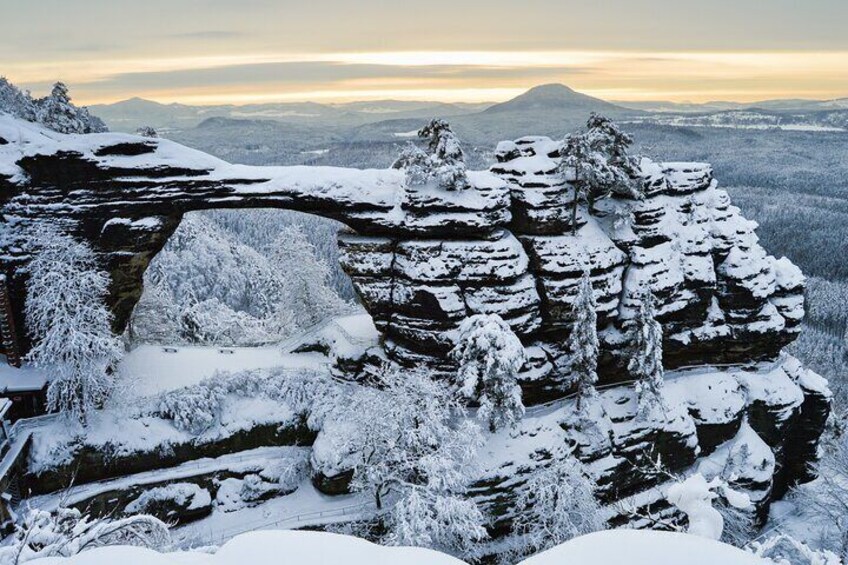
[[0, 124, 804, 390]]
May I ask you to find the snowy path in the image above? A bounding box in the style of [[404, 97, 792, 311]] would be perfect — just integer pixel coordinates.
[[117, 310, 374, 398], [174, 483, 376, 548]]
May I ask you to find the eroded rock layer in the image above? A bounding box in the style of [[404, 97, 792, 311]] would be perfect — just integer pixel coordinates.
[[1, 116, 829, 531], [0, 117, 809, 390]]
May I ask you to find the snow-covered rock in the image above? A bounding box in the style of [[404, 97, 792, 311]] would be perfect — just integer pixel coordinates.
[[1, 117, 827, 528]]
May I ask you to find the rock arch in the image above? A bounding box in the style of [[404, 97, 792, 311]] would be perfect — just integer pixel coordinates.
[[0, 120, 805, 393]]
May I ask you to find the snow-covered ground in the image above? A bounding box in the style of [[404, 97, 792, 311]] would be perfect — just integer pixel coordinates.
[[24, 529, 770, 565], [117, 313, 378, 398], [520, 530, 769, 565]]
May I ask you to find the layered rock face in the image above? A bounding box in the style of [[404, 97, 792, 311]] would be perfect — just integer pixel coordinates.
[[1, 115, 828, 530], [0, 118, 806, 387]]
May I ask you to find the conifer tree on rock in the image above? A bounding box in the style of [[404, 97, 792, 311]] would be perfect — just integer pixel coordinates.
[[567, 271, 600, 412], [558, 132, 604, 235], [0, 76, 36, 121], [585, 112, 642, 201], [450, 314, 526, 432], [25, 227, 123, 426], [627, 288, 668, 418], [558, 114, 642, 234], [392, 119, 470, 190], [33, 82, 108, 134]]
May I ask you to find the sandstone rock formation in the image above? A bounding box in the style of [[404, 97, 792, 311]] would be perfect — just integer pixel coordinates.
[[0, 116, 808, 387], [1, 114, 828, 530]]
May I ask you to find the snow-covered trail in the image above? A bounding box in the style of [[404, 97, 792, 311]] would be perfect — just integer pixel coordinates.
[[174, 483, 375, 548], [116, 310, 374, 398]]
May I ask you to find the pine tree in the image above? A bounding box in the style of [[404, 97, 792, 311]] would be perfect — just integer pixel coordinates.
[[392, 119, 470, 190], [567, 271, 599, 411], [419, 118, 465, 165], [558, 133, 599, 235], [627, 288, 667, 418], [0, 76, 36, 121], [450, 314, 526, 432], [558, 114, 642, 233], [34, 82, 108, 134], [25, 227, 123, 426], [585, 112, 642, 204]]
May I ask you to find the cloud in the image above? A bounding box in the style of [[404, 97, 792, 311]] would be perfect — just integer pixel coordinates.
[[167, 31, 246, 40], [83, 60, 591, 92]]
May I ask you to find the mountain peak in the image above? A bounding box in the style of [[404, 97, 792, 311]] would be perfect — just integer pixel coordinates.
[[484, 83, 624, 114], [525, 83, 579, 96]]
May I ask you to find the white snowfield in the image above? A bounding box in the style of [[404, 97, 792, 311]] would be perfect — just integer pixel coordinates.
[[25, 530, 769, 565]]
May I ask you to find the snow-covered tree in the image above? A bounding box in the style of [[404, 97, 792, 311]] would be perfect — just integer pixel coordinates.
[[420, 118, 465, 165], [270, 224, 347, 329], [135, 126, 158, 138], [25, 227, 123, 426], [627, 288, 667, 418], [383, 486, 488, 556], [33, 82, 108, 134], [392, 119, 470, 191], [131, 214, 348, 347], [750, 533, 842, 565], [508, 453, 603, 559], [450, 314, 526, 432], [558, 115, 641, 233], [0, 76, 36, 121], [319, 365, 487, 554], [558, 133, 606, 234], [392, 142, 432, 186], [0, 77, 106, 134], [795, 432, 848, 560], [585, 113, 641, 201], [0, 507, 170, 564], [566, 271, 599, 410]]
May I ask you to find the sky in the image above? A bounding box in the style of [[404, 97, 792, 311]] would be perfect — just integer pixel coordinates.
[[3, 0, 848, 106]]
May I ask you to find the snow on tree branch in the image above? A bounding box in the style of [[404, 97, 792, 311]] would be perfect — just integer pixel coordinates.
[[25, 227, 123, 426], [450, 314, 526, 432]]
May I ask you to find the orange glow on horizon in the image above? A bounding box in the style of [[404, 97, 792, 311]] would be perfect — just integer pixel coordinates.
[[7, 49, 848, 106]]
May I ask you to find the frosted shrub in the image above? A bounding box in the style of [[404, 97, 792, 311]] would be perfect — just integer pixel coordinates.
[[0, 507, 170, 564], [157, 384, 227, 434], [507, 453, 603, 560], [750, 534, 842, 565], [259, 451, 312, 491], [154, 368, 341, 434]]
